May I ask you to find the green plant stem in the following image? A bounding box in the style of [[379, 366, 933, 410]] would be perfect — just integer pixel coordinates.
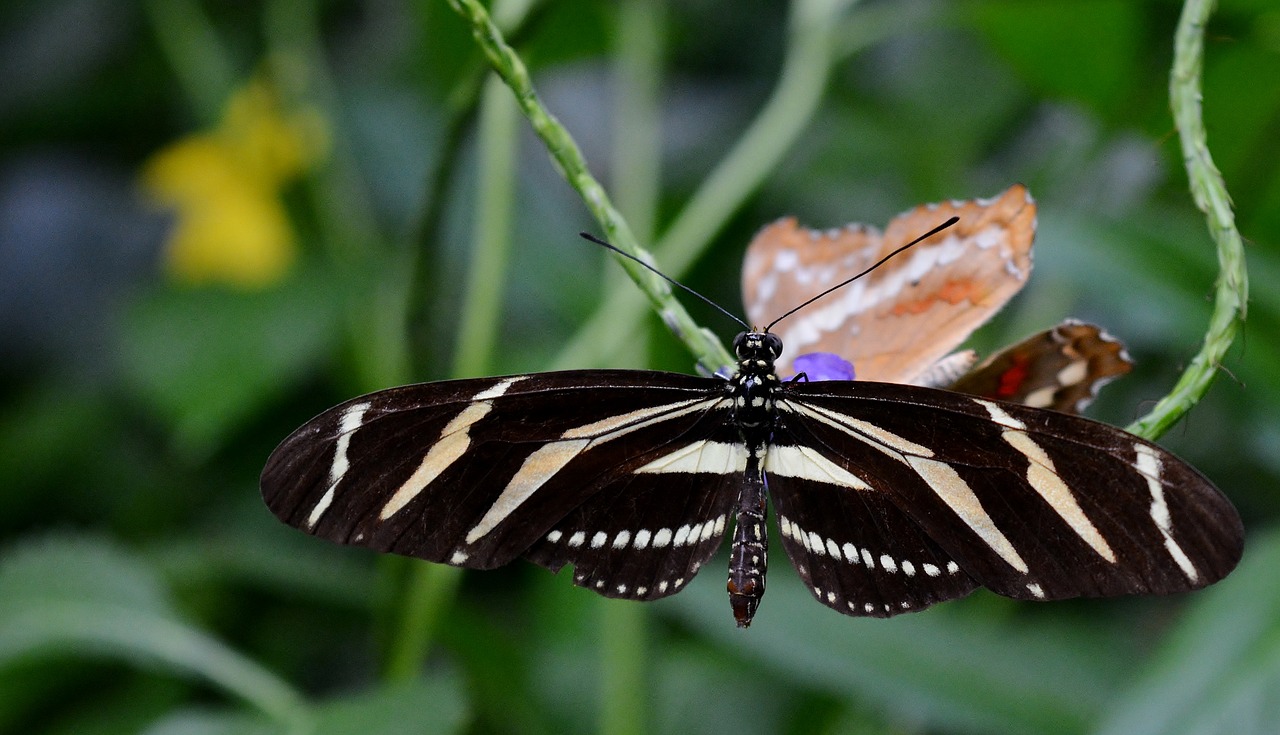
[[600, 601, 648, 735], [551, 0, 857, 372], [597, 3, 665, 732], [1126, 0, 1248, 440], [446, 0, 735, 374], [455, 78, 521, 379], [612, 0, 665, 246], [264, 0, 407, 392], [406, 1, 544, 376], [381, 0, 538, 684], [141, 0, 235, 124], [381, 76, 521, 682]]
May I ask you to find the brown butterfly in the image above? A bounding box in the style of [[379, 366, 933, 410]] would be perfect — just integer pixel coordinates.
[[741, 184, 1131, 413]]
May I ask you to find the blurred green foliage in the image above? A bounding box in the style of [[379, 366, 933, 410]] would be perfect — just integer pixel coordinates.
[[1, 0, 1277, 733]]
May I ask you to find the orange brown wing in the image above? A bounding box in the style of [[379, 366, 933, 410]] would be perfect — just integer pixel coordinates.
[[742, 184, 1036, 381]]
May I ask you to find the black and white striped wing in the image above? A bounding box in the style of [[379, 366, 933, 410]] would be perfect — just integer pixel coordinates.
[[769, 381, 1243, 616], [261, 370, 740, 601], [765, 430, 980, 618], [757, 455, 977, 622]]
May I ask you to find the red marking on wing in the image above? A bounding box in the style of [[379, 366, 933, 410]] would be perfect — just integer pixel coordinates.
[[995, 356, 1032, 399]]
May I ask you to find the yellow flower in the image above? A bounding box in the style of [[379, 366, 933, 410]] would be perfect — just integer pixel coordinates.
[[142, 78, 327, 288]]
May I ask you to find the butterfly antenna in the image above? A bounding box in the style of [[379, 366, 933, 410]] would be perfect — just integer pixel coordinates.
[[764, 216, 959, 332], [580, 232, 750, 330]]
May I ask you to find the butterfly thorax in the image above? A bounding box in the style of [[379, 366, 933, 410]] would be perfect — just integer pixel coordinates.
[[728, 331, 783, 432]]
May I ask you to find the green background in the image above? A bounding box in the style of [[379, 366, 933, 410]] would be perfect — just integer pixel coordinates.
[[1, 0, 1277, 733]]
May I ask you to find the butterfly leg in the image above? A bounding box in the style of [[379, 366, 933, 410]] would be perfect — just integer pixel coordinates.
[[727, 449, 769, 628]]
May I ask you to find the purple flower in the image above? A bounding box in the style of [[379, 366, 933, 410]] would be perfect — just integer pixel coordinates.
[[789, 352, 856, 382]]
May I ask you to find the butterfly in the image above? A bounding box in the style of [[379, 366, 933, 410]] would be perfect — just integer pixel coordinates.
[[261, 216, 1242, 627], [741, 185, 1132, 413]]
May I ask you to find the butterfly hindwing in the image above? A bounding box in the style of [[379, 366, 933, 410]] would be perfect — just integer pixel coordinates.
[[261, 370, 735, 585], [773, 380, 1243, 603], [949, 320, 1132, 413], [520, 434, 743, 601], [765, 428, 979, 617]]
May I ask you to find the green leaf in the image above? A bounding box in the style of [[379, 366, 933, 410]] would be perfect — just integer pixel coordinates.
[[667, 569, 1131, 735], [118, 265, 342, 460], [965, 0, 1140, 118], [0, 534, 307, 727], [1096, 529, 1280, 735], [141, 674, 469, 735]]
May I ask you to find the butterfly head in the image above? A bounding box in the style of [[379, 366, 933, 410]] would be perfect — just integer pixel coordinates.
[[733, 331, 783, 364]]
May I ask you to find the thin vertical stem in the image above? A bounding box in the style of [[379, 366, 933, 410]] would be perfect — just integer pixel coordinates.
[[599, 3, 665, 732], [263, 0, 406, 391], [1126, 0, 1248, 439], [141, 0, 235, 124], [551, 0, 856, 371], [446, 0, 736, 375], [454, 78, 521, 378], [381, 76, 521, 681]]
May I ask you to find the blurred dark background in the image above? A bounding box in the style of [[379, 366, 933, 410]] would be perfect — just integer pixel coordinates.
[[1, 0, 1277, 733]]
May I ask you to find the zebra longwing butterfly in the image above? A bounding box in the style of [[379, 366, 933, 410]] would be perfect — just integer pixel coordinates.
[[262, 223, 1242, 627], [741, 185, 1132, 412]]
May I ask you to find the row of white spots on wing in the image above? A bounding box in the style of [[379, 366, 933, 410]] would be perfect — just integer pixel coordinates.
[[462, 397, 725, 545], [634, 440, 749, 475], [545, 515, 729, 552], [307, 400, 372, 529], [1134, 443, 1199, 583], [576, 574, 684, 598], [940, 191, 1032, 280], [812, 585, 917, 616], [778, 515, 962, 580], [975, 399, 1117, 564], [800, 226, 864, 243], [376, 377, 527, 523]]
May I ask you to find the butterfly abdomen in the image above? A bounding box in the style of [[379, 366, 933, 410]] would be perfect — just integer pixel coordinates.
[[728, 465, 768, 627]]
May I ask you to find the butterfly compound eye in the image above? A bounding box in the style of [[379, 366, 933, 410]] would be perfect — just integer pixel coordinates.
[[765, 333, 783, 358]]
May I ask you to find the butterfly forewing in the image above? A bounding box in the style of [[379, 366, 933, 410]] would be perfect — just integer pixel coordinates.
[[261, 370, 734, 582], [740, 188, 1133, 415], [742, 185, 1036, 381], [773, 380, 1243, 603]]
